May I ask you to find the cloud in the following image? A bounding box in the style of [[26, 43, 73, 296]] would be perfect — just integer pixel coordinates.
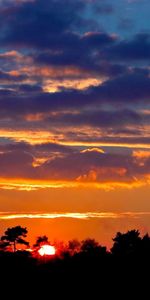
[[0, 0, 87, 48], [0, 144, 150, 190], [81, 148, 105, 154], [0, 177, 148, 191], [0, 211, 150, 220], [93, 3, 114, 14], [0, 0, 122, 81], [0, 0, 150, 193], [105, 33, 150, 61], [0, 149, 34, 177], [0, 70, 27, 83], [43, 109, 141, 128], [0, 71, 150, 122], [133, 150, 150, 159]]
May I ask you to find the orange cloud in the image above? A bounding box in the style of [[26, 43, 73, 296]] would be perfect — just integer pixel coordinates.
[[81, 148, 105, 154], [43, 78, 103, 92], [133, 150, 150, 159], [0, 129, 59, 144], [19, 64, 101, 81], [0, 50, 22, 60], [132, 150, 150, 166], [76, 167, 127, 183], [76, 170, 97, 182], [62, 140, 150, 149], [1, 129, 150, 149], [0, 177, 149, 191], [0, 211, 150, 220], [32, 157, 50, 167]]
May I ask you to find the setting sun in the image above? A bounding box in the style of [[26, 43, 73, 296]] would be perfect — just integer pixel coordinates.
[[38, 245, 56, 256]]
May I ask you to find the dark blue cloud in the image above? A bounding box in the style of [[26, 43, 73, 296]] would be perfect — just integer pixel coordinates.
[[0, 0, 88, 48], [0, 71, 150, 120], [42, 109, 141, 129], [105, 33, 150, 61], [93, 3, 114, 15]]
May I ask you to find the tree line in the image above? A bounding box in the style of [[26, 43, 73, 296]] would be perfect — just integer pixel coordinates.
[[1, 225, 150, 257], [0, 226, 149, 297]]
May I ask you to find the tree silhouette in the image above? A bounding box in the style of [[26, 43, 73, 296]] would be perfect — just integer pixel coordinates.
[[81, 238, 107, 258], [68, 239, 81, 255], [1, 226, 29, 252], [141, 233, 150, 255], [33, 235, 49, 248], [111, 229, 141, 256], [0, 240, 10, 251], [81, 238, 99, 252]]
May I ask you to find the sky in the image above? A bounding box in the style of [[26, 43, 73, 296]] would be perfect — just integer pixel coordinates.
[[0, 0, 150, 248]]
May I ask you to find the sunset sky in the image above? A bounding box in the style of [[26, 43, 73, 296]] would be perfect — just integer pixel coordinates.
[[0, 0, 150, 248]]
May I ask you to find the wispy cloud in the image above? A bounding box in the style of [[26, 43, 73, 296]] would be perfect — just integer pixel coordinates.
[[0, 177, 148, 191], [0, 211, 150, 220]]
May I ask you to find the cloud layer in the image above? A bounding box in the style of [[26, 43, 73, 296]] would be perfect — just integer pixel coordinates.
[[0, 0, 150, 189]]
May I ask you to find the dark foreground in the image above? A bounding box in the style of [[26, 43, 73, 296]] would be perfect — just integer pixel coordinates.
[[1, 230, 150, 298]]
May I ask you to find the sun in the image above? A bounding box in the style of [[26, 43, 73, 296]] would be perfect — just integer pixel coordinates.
[[38, 245, 56, 256]]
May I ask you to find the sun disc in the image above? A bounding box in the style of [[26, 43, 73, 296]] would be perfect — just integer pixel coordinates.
[[38, 245, 56, 256]]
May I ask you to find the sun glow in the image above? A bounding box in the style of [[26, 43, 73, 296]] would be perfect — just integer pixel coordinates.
[[38, 245, 56, 256]]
